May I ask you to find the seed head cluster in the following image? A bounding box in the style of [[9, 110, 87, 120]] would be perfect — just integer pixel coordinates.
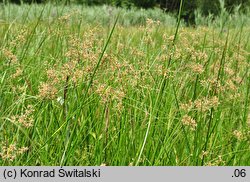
[[38, 82, 58, 100], [180, 96, 219, 113], [0, 143, 28, 162], [10, 105, 34, 128], [2, 48, 18, 64], [181, 115, 197, 131]]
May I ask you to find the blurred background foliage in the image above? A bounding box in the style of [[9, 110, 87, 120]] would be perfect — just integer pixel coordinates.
[[1, 0, 249, 11], [1, 0, 250, 25]]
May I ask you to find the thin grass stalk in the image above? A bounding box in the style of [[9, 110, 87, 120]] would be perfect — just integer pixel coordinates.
[[19, 4, 46, 63], [201, 30, 229, 166], [150, 0, 185, 147], [58, 14, 120, 166]]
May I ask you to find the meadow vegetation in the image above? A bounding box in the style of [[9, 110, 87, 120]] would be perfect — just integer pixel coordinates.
[[0, 3, 249, 165]]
